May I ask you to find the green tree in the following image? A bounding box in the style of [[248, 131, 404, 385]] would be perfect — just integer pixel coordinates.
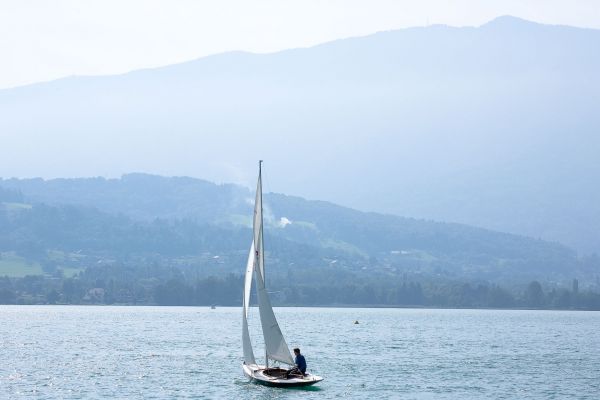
[[525, 281, 544, 308]]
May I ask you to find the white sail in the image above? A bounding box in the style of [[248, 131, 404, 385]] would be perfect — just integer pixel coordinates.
[[253, 169, 265, 283], [242, 241, 256, 365], [243, 161, 295, 367], [254, 258, 295, 366]]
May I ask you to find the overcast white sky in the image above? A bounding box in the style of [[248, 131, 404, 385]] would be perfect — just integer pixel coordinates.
[[1, 0, 599, 89]]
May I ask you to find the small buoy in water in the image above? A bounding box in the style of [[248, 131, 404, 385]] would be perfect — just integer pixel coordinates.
[[354, 320, 359, 324]]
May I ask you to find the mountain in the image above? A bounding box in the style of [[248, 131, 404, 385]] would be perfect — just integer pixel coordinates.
[[1, 16, 599, 253], [1, 174, 596, 287]]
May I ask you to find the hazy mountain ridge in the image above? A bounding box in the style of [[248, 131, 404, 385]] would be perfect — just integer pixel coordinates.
[[1, 16, 599, 254]]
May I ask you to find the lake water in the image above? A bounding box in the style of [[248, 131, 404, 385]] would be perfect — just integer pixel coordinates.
[[1, 306, 599, 399]]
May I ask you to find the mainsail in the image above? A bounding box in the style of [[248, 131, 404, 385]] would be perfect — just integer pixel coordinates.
[[254, 257, 295, 365], [242, 161, 295, 367]]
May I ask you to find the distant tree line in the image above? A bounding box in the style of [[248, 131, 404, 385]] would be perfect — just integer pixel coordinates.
[[1, 273, 599, 310]]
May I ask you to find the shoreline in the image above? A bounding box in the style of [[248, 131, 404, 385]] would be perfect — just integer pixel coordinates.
[[1, 303, 598, 311]]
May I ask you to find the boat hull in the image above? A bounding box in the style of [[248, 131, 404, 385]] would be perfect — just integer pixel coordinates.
[[242, 364, 323, 387]]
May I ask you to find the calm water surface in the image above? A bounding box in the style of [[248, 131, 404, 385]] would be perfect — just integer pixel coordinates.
[[1, 306, 598, 399]]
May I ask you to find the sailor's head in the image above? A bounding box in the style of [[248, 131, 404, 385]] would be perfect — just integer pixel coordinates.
[[293, 348, 301, 355]]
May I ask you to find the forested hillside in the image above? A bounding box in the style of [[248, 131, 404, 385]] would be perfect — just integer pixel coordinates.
[[1, 176, 599, 308]]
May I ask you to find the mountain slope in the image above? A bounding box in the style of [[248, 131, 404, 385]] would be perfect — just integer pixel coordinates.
[[1, 174, 595, 286], [1, 16, 599, 253]]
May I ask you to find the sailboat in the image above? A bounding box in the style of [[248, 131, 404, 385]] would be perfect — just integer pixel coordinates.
[[242, 161, 323, 387]]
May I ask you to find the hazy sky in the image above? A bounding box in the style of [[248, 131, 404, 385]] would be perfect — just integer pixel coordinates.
[[1, 0, 599, 89]]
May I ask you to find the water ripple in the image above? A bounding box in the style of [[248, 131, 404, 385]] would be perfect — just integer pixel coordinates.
[[0, 306, 599, 399]]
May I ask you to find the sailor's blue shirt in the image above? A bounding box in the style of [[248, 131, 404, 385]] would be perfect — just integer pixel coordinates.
[[295, 354, 307, 373]]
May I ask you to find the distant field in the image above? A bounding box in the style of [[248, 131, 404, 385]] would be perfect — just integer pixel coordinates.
[[1, 201, 32, 210], [0, 253, 43, 277], [227, 214, 252, 227], [46, 250, 84, 277], [61, 267, 83, 278], [0, 252, 82, 277]]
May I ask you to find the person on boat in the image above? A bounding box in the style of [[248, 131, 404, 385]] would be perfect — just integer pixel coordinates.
[[287, 348, 307, 378]]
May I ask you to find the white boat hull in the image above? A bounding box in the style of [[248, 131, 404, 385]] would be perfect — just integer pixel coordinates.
[[242, 363, 323, 387]]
